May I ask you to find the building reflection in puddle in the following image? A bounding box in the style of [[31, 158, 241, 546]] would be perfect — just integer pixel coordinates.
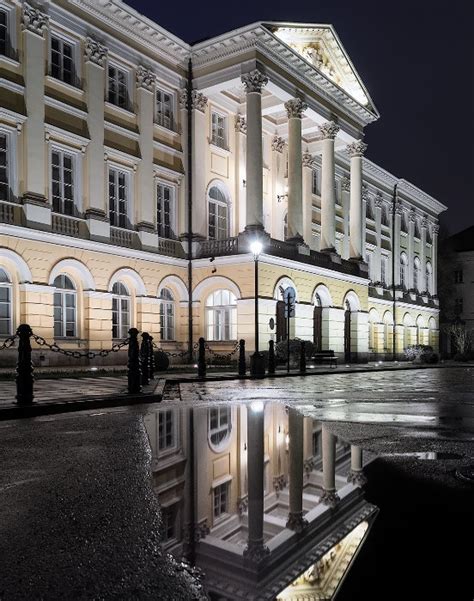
[[144, 403, 377, 600]]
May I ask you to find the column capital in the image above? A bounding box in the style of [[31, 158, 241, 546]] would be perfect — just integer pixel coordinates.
[[409, 208, 417, 223], [136, 65, 156, 91], [22, 3, 48, 36], [84, 37, 108, 67], [319, 489, 340, 507], [421, 216, 429, 229], [241, 69, 268, 93], [347, 469, 367, 487], [243, 541, 270, 564], [286, 512, 309, 533], [432, 223, 440, 234], [395, 200, 404, 216], [346, 140, 368, 157], [284, 97, 308, 119], [319, 120, 340, 140], [374, 191, 383, 208], [271, 135, 285, 153], [235, 114, 247, 134], [302, 152, 314, 168], [181, 90, 208, 112]]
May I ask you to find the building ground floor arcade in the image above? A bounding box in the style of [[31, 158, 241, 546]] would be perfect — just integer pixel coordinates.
[[0, 228, 439, 367]]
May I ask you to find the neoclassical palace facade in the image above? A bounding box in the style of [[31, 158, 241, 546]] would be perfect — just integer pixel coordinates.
[[0, 0, 447, 365]]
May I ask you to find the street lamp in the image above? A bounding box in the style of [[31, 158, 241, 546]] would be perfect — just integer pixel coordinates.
[[250, 239, 265, 377]]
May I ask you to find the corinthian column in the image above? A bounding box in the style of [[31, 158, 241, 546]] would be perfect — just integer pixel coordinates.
[[320, 425, 340, 507], [319, 121, 340, 252], [242, 70, 268, 232], [347, 445, 367, 486], [347, 140, 368, 260], [286, 408, 308, 532], [285, 98, 307, 242], [432, 224, 439, 296]]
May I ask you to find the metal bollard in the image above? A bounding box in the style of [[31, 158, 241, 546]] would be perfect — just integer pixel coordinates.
[[238, 339, 246, 376], [197, 337, 206, 378], [128, 328, 142, 394], [148, 335, 155, 380], [268, 339, 276, 375], [140, 332, 150, 386], [300, 340, 306, 373], [16, 324, 34, 405]]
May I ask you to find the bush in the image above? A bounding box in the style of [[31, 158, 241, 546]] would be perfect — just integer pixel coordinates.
[[154, 350, 170, 371], [275, 339, 315, 365]]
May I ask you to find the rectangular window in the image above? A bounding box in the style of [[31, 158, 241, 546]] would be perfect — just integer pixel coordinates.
[[156, 89, 174, 130], [51, 149, 75, 216], [213, 482, 229, 519], [0, 8, 9, 57], [108, 64, 129, 109], [454, 270, 463, 284], [161, 504, 178, 542], [207, 307, 237, 341], [158, 410, 176, 451], [157, 183, 174, 239], [312, 430, 321, 457], [54, 291, 76, 338], [311, 168, 321, 195], [109, 167, 129, 228], [50, 35, 75, 85], [0, 284, 12, 336], [0, 132, 9, 201], [211, 111, 226, 148]]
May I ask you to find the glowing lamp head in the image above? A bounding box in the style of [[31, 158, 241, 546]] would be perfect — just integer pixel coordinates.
[[250, 240, 263, 258]]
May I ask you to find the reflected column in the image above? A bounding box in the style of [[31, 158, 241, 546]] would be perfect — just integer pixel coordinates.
[[243, 402, 269, 563], [286, 408, 308, 532], [320, 425, 340, 507], [347, 445, 367, 486]]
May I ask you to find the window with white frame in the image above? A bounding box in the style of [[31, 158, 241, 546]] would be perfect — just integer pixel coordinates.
[[381, 255, 388, 287], [208, 406, 231, 449], [108, 63, 129, 109], [159, 288, 175, 341], [50, 35, 76, 86], [213, 482, 229, 519], [53, 275, 76, 338], [208, 185, 229, 240], [157, 183, 175, 239], [0, 6, 12, 58], [206, 290, 237, 341], [156, 88, 174, 130], [0, 131, 10, 201], [211, 111, 226, 148], [51, 148, 76, 216], [0, 267, 12, 336], [311, 168, 321, 195], [111, 281, 130, 339], [158, 409, 176, 451], [109, 167, 129, 228], [400, 253, 408, 289]]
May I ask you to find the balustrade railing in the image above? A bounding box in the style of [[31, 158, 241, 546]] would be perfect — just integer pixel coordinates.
[[0, 201, 15, 225], [51, 213, 81, 237], [158, 238, 184, 258], [111, 226, 134, 248], [197, 237, 239, 258]]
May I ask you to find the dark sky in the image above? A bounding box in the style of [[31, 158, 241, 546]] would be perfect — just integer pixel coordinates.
[[128, 0, 473, 234]]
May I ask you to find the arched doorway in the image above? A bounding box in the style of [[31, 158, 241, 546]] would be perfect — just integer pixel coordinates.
[[274, 278, 298, 343], [344, 300, 351, 362], [313, 293, 322, 352], [276, 299, 286, 343]]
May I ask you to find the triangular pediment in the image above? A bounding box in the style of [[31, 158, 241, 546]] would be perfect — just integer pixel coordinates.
[[266, 23, 376, 112]]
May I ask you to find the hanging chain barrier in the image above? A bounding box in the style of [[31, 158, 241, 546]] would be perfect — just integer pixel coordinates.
[[30, 334, 130, 359], [0, 334, 17, 351], [204, 340, 241, 361], [151, 341, 194, 358]]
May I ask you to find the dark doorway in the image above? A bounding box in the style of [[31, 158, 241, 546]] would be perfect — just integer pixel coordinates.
[[276, 300, 287, 343], [344, 307, 351, 362], [313, 305, 322, 352]]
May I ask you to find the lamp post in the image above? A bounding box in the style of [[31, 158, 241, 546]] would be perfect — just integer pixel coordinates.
[[250, 240, 265, 377]]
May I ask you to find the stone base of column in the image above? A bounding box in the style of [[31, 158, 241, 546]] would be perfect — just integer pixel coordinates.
[[319, 488, 340, 507], [347, 469, 367, 487], [244, 223, 265, 233], [243, 541, 270, 564], [286, 511, 309, 533]]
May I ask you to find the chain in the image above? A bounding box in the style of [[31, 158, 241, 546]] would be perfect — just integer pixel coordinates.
[[31, 334, 129, 359], [152, 341, 191, 358], [0, 334, 17, 351], [204, 340, 240, 360]]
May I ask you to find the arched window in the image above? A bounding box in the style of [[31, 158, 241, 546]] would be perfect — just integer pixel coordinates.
[[112, 281, 130, 339], [208, 406, 231, 450], [413, 257, 420, 291], [0, 268, 12, 336], [400, 253, 408, 289], [426, 262, 433, 295], [159, 288, 175, 341], [208, 186, 229, 240], [206, 289, 237, 341], [53, 275, 76, 338]]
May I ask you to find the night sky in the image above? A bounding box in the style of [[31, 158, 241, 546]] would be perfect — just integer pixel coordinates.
[[128, 0, 472, 234]]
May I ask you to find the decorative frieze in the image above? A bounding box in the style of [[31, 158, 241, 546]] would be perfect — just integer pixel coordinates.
[[302, 152, 314, 168], [22, 3, 48, 36], [241, 69, 268, 93], [284, 97, 308, 119], [136, 65, 156, 91], [319, 120, 340, 140], [271, 135, 285, 153], [235, 114, 247, 134], [84, 37, 108, 67], [346, 140, 368, 158]]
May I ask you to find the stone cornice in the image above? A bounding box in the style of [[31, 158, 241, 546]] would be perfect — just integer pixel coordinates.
[[69, 0, 190, 66], [191, 23, 378, 127]]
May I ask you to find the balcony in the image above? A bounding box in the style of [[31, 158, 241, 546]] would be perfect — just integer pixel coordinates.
[[51, 213, 83, 238], [157, 238, 185, 258], [110, 226, 138, 248], [0, 201, 15, 225]]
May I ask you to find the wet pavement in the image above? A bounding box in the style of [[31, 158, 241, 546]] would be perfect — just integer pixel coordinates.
[[0, 366, 472, 600]]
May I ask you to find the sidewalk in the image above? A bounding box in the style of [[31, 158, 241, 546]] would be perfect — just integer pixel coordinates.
[[0, 360, 470, 420]]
